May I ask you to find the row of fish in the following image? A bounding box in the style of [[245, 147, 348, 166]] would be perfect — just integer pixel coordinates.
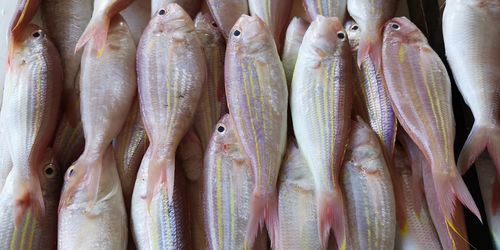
[[0, 0, 498, 249]]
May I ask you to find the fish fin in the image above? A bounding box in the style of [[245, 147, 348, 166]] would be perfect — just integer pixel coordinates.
[[177, 130, 203, 181], [357, 32, 382, 69], [492, 177, 499, 214], [433, 169, 482, 223], [10, 0, 40, 38], [75, 15, 109, 54], [85, 156, 104, 209], [15, 178, 45, 227], [317, 191, 346, 250], [145, 152, 175, 206], [245, 190, 279, 249], [265, 192, 279, 249], [457, 124, 500, 174]]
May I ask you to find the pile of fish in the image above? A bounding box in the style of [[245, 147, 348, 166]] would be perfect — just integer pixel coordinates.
[[0, 0, 498, 249]]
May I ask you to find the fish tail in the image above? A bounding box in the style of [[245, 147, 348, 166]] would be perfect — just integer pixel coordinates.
[[10, 0, 40, 38], [265, 191, 279, 249], [15, 177, 45, 227], [317, 190, 346, 250], [75, 14, 109, 54], [458, 123, 500, 175], [145, 150, 175, 206], [357, 31, 383, 69], [245, 190, 279, 249], [85, 155, 104, 209]]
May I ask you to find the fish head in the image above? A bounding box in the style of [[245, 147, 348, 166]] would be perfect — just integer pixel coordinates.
[[39, 149, 62, 195], [383, 17, 428, 48], [228, 15, 276, 56], [345, 20, 361, 51], [347, 119, 385, 175], [10, 24, 48, 64], [211, 114, 240, 155], [149, 3, 194, 35], [194, 12, 224, 46], [303, 16, 349, 60]]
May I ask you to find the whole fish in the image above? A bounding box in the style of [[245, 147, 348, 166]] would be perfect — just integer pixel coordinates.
[[281, 17, 308, 86], [59, 15, 137, 207], [290, 15, 352, 248], [342, 119, 395, 250], [121, 0, 151, 45], [346, 20, 397, 156], [225, 14, 288, 247], [113, 98, 149, 212], [443, 0, 500, 202], [0, 149, 62, 250], [206, 0, 248, 39], [137, 3, 206, 203], [2, 24, 62, 224], [382, 17, 481, 224], [392, 144, 441, 250], [75, 0, 133, 52], [151, 0, 201, 18], [58, 146, 128, 249], [131, 147, 190, 250], [476, 155, 500, 249], [193, 12, 226, 150], [248, 0, 291, 50], [278, 140, 321, 249], [347, 0, 397, 67], [9, 0, 41, 39], [303, 0, 346, 23], [41, 0, 93, 126]]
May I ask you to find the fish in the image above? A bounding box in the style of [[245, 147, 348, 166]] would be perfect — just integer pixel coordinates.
[[347, 0, 397, 67], [9, 0, 41, 39], [121, 0, 151, 45], [247, 0, 291, 51], [58, 146, 128, 249], [342, 119, 396, 250], [206, 0, 248, 39], [281, 17, 308, 86], [193, 12, 226, 150], [41, 0, 93, 126], [345, 20, 397, 156], [113, 98, 149, 212], [392, 144, 441, 250], [476, 155, 500, 249], [290, 15, 352, 248], [151, 0, 201, 18], [131, 147, 190, 250], [381, 17, 481, 224], [0, 149, 62, 250], [0, 131, 13, 192], [75, 0, 133, 53], [303, 0, 347, 23], [2, 24, 62, 224], [59, 14, 137, 208], [277, 140, 321, 249], [137, 3, 206, 203], [225, 14, 288, 247], [443, 0, 500, 209]]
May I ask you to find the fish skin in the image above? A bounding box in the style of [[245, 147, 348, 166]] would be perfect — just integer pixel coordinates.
[[151, 0, 201, 18], [206, 0, 249, 39], [131, 147, 190, 250], [137, 3, 206, 203], [443, 0, 500, 196], [58, 146, 128, 250], [121, 0, 151, 45], [303, 0, 347, 23], [476, 155, 500, 249], [193, 12, 226, 150], [281, 17, 308, 86], [41, 0, 93, 126], [0, 149, 62, 250], [277, 140, 321, 249], [382, 17, 481, 223], [290, 15, 352, 249], [392, 144, 441, 250], [225, 14, 288, 248], [342, 119, 396, 250], [59, 15, 137, 208], [0, 131, 13, 192], [248, 0, 292, 51], [346, 20, 397, 157], [2, 23, 62, 225]]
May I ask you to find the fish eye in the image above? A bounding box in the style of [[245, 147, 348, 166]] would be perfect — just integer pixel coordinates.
[[211, 22, 218, 28], [32, 31, 41, 38], [44, 164, 56, 178], [351, 25, 359, 31], [217, 124, 226, 134], [68, 167, 75, 177], [390, 23, 400, 30], [337, 32, 346, 40], [158, 9, 166, 15], [233, 30, 241, 37]]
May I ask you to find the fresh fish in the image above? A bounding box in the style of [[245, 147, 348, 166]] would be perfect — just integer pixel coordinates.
[[392, 144, 441, 250], [281, 17, 308, 86], [137, 3, 205, 203], [277, 140, 321, 249], [151, 0, 201, 18], [0, 149, 62, 250], [131, 147, 190, 250], [75, 0, 133, 52], [193, 12, 226, 149], [113, 98, 149, 212], [346, 20, 397, 156], [381, 17, 481, 224], [58, 146, 128, 249], [41, 0, 93, 126], [225, 14, 288, 247], [443, 0, 500, 206], [2, 24, 62, 224], [206, 0, 248, 39], [347, 0, 397, 67], [476, 155, 500, 249], [0, 132, 13, 192], [9, 0, 41, 39], [303, 0, 346, 23], [248, 0, 291, 50], [342, 119, 395, 250], [290, 15, 352, 248], [121, 0, 151, 45], [60, 15, 137, 207]]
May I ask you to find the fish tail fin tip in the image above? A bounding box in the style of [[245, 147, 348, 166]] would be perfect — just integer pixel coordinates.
[[264, 192, 279, 249], [145, 154, 175, 204], [357, 33, 383, 69], [458, 124, 500, 174], [318, 191, 346, 249], [75, 15, 109, 54], [85, 156, 105, 208], [245, 190, 268, 249]]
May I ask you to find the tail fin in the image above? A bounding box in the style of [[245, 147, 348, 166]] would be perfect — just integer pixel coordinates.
[[75, 15, 110, 54], [458, 124, 500, 174], [10, 0, 40, 39], [145, 150, 175, 206], [245, 190, 279, 249], [317, 191, 346, 250], [357, 31, 382, 70], [15, 177, 45, 227]]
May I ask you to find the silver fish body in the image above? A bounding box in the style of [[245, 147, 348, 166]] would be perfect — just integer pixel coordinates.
[[281, 17, 308, 86]]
